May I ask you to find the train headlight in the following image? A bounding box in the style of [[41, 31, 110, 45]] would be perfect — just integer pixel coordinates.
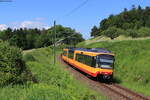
[[101, 72, 112, 75]]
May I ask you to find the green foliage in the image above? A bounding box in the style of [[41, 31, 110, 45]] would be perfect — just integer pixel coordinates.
[[0, 47, 105, 100], [23, 53, 36, 62], [102, 27, 125, 39], [78, 39, 150, 96], [137, 27, 150, 37], [126, 29, 138, 38], [91, 6, 150, 38], [48, 25, 85, 45], [90, 26, 99, 37], [0, 26, 84, 50], [0, 41, 29, 86]]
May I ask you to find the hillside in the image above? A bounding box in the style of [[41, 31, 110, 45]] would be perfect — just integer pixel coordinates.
[[77, 38, 150, 96], [91, 6, 150, 39], [0, 47, 105, 100]]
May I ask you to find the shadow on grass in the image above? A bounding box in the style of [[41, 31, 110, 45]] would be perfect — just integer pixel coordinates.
[[112, 77, 122, 84]]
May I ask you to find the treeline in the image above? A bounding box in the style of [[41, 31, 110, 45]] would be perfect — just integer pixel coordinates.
[[91, 5, 150, 39], [0, 25, 84, 50]]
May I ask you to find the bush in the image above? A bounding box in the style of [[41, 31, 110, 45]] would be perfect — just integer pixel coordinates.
[[126, 29, 138, 38], [137, 27, 150, 37], [103, 27, 125, 39], [0, 41, 27, 86]]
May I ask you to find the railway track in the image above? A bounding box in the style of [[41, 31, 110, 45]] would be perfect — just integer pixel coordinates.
[[100, 83, 150, 100], [59, 56, 150, 100]]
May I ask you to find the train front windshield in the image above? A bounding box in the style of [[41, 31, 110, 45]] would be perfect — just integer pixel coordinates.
[[97, 55, 114, 69]]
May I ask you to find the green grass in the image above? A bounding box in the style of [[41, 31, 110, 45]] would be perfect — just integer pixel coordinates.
[[78, 39, 150, 97], [0, 47, 106, 100]]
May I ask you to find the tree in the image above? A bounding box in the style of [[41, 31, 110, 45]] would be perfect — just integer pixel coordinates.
[[124, 8, 128, 12], [48, 25, 84, 45], [1, 28, 13, 40], [132, 5, 136, 10], [0, 31, 5, 40], [138, 5, 142, 11], [91, 26, 99, 37], [103, 27, 121, 39], [100, 19, 108, 30]]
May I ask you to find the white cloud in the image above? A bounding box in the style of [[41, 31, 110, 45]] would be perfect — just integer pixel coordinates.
[[21, 21, 48, 29], [34, 17, 45, 21], [44, 26, 50, 30], [10, 20, 49, 30], [0, 24, 7, 31], [1, 18, 49, 30]]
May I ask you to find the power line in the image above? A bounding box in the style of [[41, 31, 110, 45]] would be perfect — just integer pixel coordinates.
[[64, 0, 90, 17], [55, 32, 77, 44]]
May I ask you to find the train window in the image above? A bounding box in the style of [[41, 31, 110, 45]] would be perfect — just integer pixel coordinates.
[[76, 54, 96, 68], [84, 55, 91, 66], [91, 57, 96, 68], [63, 51, 67, 56], [84, 55, 96, 68], [68, 50, 74, 59], [76, 54, 82, 62]]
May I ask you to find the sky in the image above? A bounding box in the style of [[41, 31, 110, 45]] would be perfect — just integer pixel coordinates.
[[0, 0, 150, 39]]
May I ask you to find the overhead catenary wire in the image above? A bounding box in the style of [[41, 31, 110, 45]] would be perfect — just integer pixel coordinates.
[[55, 32, 77, 45], [62, 0, 90, 18]]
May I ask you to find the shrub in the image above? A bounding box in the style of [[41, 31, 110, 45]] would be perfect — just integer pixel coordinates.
[[126, 29, 138, 38], [103, 27, 125, 39], [137, 27, 150, 37], [0, 41, 27, 86]]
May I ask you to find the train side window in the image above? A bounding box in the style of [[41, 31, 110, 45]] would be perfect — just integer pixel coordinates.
[[84, 55, 90, 66], [68, 50, 74, 59], [76, 54, 96, 68], [76, 54, 84, 63], [84, 55, 95, 67], [91, 57, 96, 68], [63, 51, 67, 56], [76, 54, 83, 63]]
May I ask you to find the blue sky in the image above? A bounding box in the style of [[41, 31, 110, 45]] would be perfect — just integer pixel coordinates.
[[0, 0, 150, 39]]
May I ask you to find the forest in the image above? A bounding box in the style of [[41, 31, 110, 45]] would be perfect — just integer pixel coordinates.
[[0, 24, 84, 87], [0, 25, 84, 50], [91, 5, 150, 39]]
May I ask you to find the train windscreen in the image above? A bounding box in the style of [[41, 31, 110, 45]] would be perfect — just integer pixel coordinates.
[[97, 55, 114, 69]]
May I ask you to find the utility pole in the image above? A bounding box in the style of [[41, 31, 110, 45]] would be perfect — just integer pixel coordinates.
[[54, 20, 56, 65]]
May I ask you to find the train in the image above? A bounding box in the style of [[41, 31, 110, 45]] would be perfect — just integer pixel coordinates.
[[61, 47, 115, 81]]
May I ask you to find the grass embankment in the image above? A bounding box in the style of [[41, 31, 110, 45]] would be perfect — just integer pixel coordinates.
[[78, 39, 150, 97], [0, 47, 105, 100]]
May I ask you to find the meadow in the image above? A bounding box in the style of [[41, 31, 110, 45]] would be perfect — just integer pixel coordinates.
[[78, 38, 150, 96], [0, 47, 105, 100]]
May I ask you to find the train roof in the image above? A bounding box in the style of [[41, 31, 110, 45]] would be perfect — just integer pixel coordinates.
[[65, 47, 112, 54]]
